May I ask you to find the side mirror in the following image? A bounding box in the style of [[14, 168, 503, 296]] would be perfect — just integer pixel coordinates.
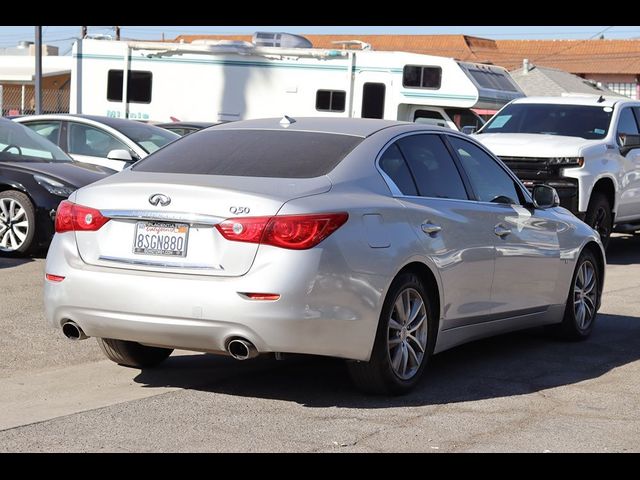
[[461, 125, 477, 135], [532, 184, 560, 209], [619, 133, 640, 156], [107, 149, 134, 162]]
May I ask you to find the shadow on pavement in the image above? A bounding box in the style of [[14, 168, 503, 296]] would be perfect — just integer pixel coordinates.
[[0, 256, 35, 269], [133, 313, 640, 408], [606, 234, 640, 265]]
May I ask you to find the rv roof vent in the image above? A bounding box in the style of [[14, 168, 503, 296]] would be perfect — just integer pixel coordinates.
[[192, 39, 253, 48], [252, 32, 312, 49]]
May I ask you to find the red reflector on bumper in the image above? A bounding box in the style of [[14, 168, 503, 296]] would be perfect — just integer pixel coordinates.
[[45, 274, 65, 282], [240, 293, 280, 301]]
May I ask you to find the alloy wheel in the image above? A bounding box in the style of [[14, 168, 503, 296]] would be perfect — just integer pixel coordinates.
[[573, 260, 598, 330], [0, 198, 29, 252], [387, 288, 428, 380]]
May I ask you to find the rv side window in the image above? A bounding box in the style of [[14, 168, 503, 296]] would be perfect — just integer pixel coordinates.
[[316, 90, 346, 112], [414, 110, 448, 128], [403, 66, 442, 89], [107, 70, 153, 104]]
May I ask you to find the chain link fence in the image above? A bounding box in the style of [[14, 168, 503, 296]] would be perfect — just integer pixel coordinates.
[[0, 84, 70, 116]]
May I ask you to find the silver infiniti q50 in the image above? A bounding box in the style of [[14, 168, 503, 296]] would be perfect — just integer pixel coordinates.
[[44, 118, 605, 394]]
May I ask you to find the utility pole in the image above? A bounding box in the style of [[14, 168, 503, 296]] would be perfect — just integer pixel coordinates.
[[34, 26, 42, 114], [115, 26, 121, 41]]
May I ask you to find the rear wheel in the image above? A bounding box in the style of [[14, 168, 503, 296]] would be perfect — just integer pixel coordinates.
[[348, 272, 436, 395], [557, 249, 601, 340], [97, 338, 173, 368], [584, 193, 612, 249], [0, 190, 36, 256]]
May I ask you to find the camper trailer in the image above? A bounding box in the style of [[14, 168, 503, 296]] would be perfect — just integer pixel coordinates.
[[71, 33, 524, 129]]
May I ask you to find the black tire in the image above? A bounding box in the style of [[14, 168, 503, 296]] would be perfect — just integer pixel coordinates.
[[347, 272, 437, 395], [557, 249, 601, 341], [584, 193, 612, 249], [96, 338, 173, 368], [0, 190, 36, 257]]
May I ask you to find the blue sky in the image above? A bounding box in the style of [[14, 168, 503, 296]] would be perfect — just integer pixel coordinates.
[[1, 26, 639, 55]]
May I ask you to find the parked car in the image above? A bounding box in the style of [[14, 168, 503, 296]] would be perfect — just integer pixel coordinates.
[[44, 117, 605, 394], [14, 114, 180, 172], [155, 121, 220, 137], [474, 96, 640, 248], [0, 118, 112, 255]]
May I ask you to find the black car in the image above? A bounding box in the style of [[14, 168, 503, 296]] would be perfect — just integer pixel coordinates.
[[0, 118, 113, 256], [155, 121, 221, 137]]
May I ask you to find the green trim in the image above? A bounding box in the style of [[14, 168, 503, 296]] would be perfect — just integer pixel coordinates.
[[401, 91, 476, 100], [74, 53, 349, 72]]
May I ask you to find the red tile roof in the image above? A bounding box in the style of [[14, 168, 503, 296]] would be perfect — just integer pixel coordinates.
[[172, 34, 640, 75]]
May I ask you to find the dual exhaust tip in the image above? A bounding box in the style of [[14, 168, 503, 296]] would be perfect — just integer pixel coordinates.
[[62, 321, 258, 361]]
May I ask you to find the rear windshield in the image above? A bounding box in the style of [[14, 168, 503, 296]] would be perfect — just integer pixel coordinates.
[[133, 129, 364, 178]]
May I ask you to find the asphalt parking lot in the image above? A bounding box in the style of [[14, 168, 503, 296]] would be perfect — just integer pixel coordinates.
[[1, 235, 639, 452]]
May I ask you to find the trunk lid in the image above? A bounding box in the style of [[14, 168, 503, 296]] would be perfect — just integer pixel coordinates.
[[74, 170, 331, 276]]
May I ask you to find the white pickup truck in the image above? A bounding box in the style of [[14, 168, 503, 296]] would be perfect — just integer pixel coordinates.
[[474, 95, 640, 248]]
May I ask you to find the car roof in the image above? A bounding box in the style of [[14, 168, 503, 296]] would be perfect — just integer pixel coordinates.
[[14, 114, 152, 129], [155, 121, 220, 129], [213, 117, 413, 138], [511, 95, 638, 108]]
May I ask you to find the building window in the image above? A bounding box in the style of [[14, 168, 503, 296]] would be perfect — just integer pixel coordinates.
[[403, 66, 442, 89], [107, 70, 153, 103], [606, 82, 638, 100], [316, 90, 346, 112]]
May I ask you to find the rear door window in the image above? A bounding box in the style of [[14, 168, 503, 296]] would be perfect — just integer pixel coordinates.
[[397, 134, 469, 200], [22, 121, 62, 146]]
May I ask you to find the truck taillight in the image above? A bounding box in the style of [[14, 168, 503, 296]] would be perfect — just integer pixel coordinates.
[[215, 213, 348, 250], [55, 200, 110, 233]]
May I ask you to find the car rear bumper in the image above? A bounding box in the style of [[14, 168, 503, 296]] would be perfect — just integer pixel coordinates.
[[44, 233, 385, 361]]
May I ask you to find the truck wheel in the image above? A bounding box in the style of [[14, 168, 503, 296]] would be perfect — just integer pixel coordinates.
[[584, 193, 612, 249], [97, 338, 173, 368]]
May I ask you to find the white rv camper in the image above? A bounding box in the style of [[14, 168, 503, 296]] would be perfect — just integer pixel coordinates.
[[71, 33, 524, 130]]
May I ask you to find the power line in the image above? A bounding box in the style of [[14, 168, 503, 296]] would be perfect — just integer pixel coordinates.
[[532, 26, 616, 63]]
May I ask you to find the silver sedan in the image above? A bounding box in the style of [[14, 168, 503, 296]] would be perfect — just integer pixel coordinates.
[[44, 118, 605, 394]]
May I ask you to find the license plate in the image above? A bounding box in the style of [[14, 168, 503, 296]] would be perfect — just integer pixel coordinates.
[[133, 222, 189, 257]]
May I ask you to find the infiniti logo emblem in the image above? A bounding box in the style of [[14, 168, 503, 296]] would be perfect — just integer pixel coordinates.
[[149, 193, 171, 207]]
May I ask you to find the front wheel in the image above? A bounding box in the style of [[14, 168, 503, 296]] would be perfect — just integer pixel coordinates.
[[97, 338, 173, 368], [347, 272, 436, 395], [0, 190, 36, 256], [557, 249, 601, 340]]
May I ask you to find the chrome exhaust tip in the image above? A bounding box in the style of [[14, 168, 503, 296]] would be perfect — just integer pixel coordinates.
[[227, 338, 258, 360], [61, 320, 88, 341]]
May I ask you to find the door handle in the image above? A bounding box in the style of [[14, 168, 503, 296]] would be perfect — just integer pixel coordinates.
[[494, 225, 511, 237], [421, 222, 442, 234]]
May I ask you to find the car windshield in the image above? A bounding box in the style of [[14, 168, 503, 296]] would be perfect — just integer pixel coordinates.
[[479, 103, 613, 140], [0, 119, 72, 162], [114, 123, 180, 154]]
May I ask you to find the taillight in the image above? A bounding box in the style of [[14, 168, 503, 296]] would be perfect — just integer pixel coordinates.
[[55, 200, 110, 233], [215, 212, 348, 250]]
